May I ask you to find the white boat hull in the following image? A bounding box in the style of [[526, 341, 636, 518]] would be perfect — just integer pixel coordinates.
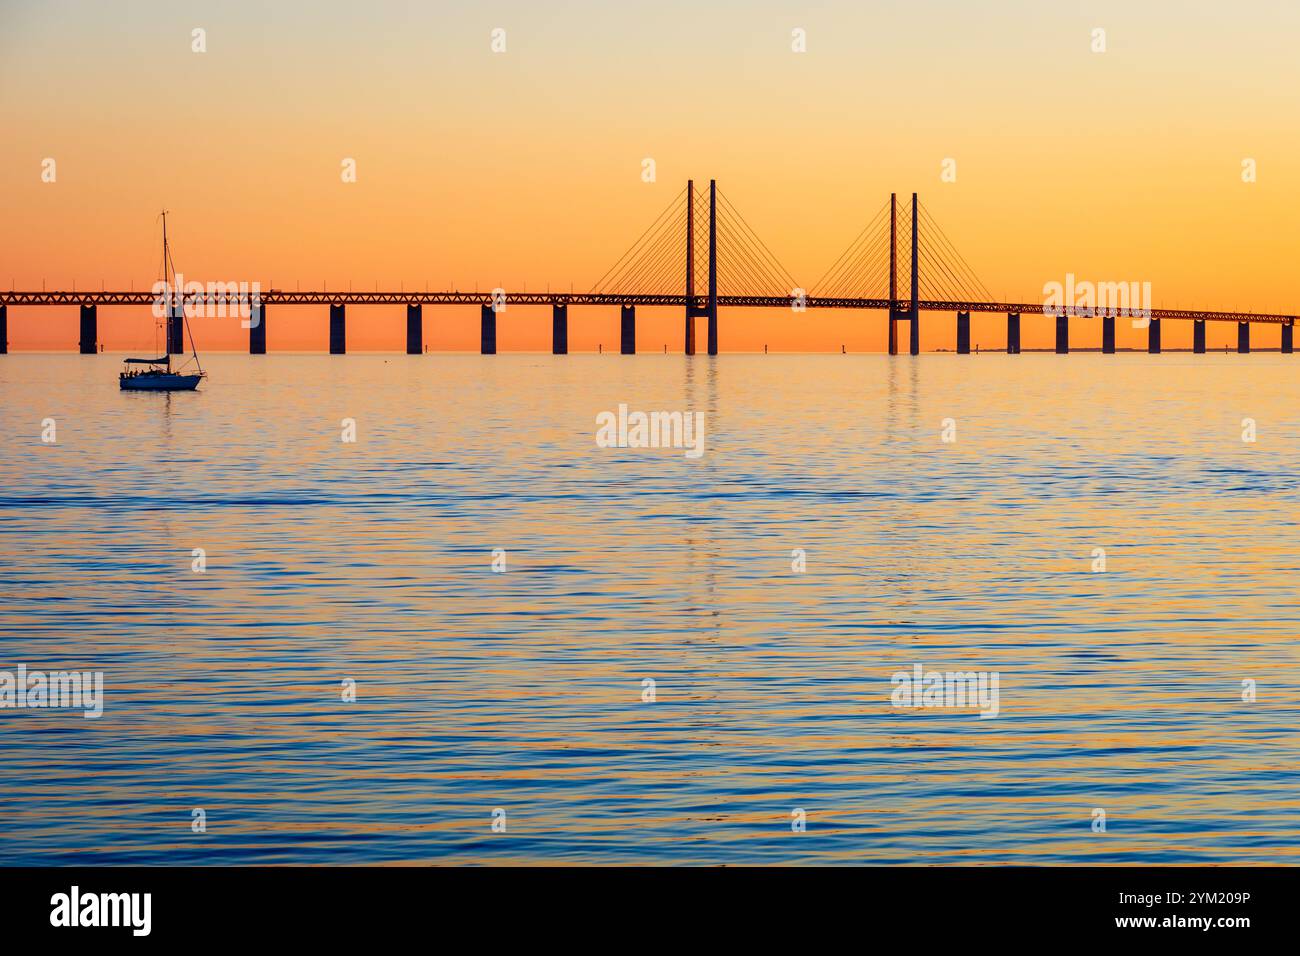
[[120, 373, 202, 391]]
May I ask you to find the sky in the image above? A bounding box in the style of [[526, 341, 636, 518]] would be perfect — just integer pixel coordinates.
[[2, 0, 1298, 351]]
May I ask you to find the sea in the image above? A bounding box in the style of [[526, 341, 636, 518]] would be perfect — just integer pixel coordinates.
[[1, 352, 1297, 864]]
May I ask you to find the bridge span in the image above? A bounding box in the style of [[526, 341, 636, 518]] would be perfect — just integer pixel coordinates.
[[2, 182, 1293, 355]]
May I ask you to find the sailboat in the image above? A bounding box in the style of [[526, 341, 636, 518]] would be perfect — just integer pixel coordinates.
[[120, 211, 206, 391]]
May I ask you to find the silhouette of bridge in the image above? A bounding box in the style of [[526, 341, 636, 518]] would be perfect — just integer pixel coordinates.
[[2, 180, 1295, 355]]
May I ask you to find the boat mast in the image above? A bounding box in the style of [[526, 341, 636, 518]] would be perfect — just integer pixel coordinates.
[[161, 210, 172, 372], [161, 210, 204, 376]]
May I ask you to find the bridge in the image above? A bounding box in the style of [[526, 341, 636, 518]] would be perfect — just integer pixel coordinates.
[[1, 180, 1294, 355]]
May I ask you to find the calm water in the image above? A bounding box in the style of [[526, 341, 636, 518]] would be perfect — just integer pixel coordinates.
[[1, 352, 1298, 865]]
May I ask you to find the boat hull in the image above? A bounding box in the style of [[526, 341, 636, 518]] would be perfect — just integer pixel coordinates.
[[120, 374, 202, 391]]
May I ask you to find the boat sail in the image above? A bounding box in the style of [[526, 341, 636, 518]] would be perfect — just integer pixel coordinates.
[[120, 211, 206, 391]]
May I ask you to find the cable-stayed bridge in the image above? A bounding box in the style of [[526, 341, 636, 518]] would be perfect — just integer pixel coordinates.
[[2, 180, 1294, 355]]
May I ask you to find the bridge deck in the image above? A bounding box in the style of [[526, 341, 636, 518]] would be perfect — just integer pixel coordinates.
[[0, 292, 1293, 325]]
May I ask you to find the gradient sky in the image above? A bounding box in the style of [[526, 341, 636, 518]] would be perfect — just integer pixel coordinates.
[[2, 0, 1297, 351]]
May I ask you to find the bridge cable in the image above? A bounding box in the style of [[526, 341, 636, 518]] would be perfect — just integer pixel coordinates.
[[589, 186, 687, 294]]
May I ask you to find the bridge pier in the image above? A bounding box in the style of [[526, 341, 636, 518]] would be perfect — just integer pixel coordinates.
[[685, 305, 715, 355], [1193, 319, 1206, 353], [1006, 312, 1020, 354], [1055, 314, 1069, 354], [167, 303, 184, 355], [406, 304, 422, 354], [552, 303, 568, 354], [1148, 317, 1161, 354], [1237, 321, 1250, 354], [621, 305, 636, 354], [956, 311, 970, 354], [1102, 315, 1116, 353], [0, 303, 6, 354], [327, 304, 343, 353], [887, 310, 899, 355], [480, 304, 496, 354], [1283, 321, 1293, 354], [79, 303, 97, 354], [329, 304, 346, 354], [249, 302, 266, 354]]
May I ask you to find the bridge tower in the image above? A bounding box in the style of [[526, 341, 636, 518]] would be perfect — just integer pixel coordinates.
[[909, 192, 919, 355], [886, 193, 919, 354], [683, 179, 718, 355], [685, 180, 695, 355], [887, 193, 898, 355]]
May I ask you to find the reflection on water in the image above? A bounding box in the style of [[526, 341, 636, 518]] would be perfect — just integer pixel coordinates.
[[1, 352, 1298, 864]]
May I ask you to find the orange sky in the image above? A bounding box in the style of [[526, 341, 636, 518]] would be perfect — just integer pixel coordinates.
[[2, 0, 1297, 352]]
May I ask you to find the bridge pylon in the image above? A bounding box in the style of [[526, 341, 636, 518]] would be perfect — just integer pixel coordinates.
[[886, 192, 920, 354], [888, 193, 898, 355], [684, 179, 718, 355], [909, 192, 919, 355]]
